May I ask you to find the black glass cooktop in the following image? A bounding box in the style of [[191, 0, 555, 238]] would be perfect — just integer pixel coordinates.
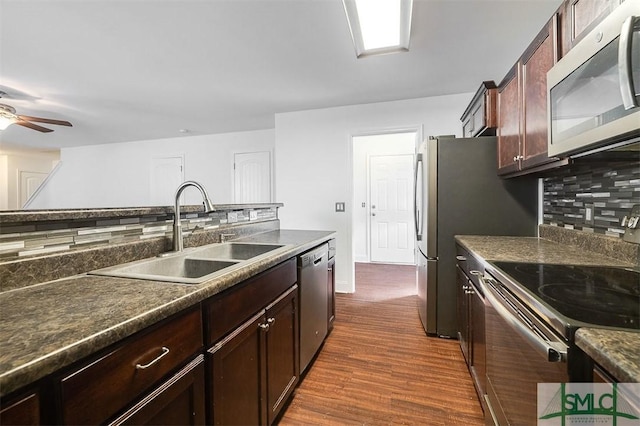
[[491, 262, 640, 330]]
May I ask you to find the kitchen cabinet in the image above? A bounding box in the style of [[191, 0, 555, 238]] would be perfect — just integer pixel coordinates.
[[0, 391, 40, 425], [566, 0, 620, 49], [460, 81, 497, 138], [205, 259, 298, 426], [109, 355, 205, 426], [497, 16, 567, 177], [455, 244, 486, 411], [58, 307, 204, 425]]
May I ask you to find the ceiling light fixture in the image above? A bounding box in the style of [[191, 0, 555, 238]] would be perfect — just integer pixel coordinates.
[[0, 105, 17, 130], [342, 0, 413, 58]]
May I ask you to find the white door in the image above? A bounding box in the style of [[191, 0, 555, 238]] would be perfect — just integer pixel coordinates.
[[369, 154, 415, 264], [150, 156, 184, 206], [234, 152, 271, 203], [19, 171, 48, 208]]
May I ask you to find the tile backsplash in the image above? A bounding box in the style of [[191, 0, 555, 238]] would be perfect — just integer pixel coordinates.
[[543, 162, 640, 238], [0, 206, 278, 260]]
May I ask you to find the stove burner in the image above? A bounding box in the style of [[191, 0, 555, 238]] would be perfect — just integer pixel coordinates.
[[491, 261, 640, 332], [539, 284, 638, 317], [513, 263, 589, 281]]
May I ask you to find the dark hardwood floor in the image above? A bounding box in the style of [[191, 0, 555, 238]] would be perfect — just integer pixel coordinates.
[[278, 262, 484, 425]]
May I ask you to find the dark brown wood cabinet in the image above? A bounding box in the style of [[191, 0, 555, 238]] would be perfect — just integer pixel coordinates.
[[58, 307, 203, 425], [497, 16, 564, 176], [204, 259, 298, 426], [0, 391, 40, 425], [455, 244, 486, 412], [109, 355, 206, 425], [208, 285, 298, 426], [566, 0, 620, 48], [461, 81, 498, 138]]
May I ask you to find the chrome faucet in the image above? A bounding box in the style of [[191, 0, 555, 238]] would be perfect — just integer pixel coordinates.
[[172, 181, 216, 252]]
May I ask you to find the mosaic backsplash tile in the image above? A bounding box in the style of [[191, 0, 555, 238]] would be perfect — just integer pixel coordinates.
[[0, 207, 278, 260], [543, 163, 640, 238]]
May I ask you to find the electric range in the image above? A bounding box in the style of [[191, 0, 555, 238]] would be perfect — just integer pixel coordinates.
[[488, 261, 640, 340]]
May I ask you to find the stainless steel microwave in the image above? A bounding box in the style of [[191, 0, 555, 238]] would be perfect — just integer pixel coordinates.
[[547, 1, 640, 157]]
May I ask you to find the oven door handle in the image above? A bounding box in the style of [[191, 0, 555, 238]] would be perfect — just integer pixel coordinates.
[[475, 272, 568, 363]]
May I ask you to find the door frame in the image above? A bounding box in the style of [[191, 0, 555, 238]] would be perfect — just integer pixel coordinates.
[[349, 126, 423, 269]]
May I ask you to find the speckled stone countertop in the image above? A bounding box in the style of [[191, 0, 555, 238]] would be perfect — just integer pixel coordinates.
[[0, 229, 334, 398], [455, 235, 639, 383], [575, 329, 640, 382]]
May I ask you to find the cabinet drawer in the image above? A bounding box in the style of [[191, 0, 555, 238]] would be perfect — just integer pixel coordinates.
[[60, 307, 203, 425], [204, 258, 296, 345]]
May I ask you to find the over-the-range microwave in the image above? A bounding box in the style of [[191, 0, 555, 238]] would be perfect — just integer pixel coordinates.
[[547, 0, 640, 158]]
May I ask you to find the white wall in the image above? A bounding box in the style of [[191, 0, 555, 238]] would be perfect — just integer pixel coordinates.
[[29, 129, 275, 209], [275, 93, 471, 293]]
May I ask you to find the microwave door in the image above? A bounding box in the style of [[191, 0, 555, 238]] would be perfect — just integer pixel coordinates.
[[547, 0, 640, 157]]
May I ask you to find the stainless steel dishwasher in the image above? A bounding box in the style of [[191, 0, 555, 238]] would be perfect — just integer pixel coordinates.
[[298, 243, 329, 374]]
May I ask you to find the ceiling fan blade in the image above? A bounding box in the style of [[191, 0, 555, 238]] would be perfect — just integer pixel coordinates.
[[18, 115, 72, 127], [15, 120, 54, 133]]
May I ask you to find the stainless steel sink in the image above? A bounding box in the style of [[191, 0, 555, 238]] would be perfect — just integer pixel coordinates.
[[89, 242, 287, 284], [190, 242, 284, 260], [90, 255, 239, 284]]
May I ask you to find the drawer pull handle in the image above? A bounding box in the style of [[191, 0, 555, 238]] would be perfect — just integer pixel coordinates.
[[135, 346, 170, 370], [267, 317, 276, 325]]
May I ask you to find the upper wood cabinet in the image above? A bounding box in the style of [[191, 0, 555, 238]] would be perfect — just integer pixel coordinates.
[[461, 81, 498, 138], [566, 0, 622, 48], [497, 16, 565, 176]]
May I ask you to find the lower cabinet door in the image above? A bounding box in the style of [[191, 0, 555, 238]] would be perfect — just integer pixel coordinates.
[[208, 311, 267, 426], [265, 286, 299, 425], [109, 355, 205, 426], [0, 391, 40, 425]]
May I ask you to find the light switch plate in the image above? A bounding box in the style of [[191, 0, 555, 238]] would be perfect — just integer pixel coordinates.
[[335, 202, 346, 212], [249, 211, 258, 221]]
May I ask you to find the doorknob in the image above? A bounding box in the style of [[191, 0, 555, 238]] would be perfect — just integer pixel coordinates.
[[372, 213, 376, 217]]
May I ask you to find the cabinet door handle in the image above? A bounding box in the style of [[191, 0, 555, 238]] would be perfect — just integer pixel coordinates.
[[258, 323, 270, 332], [267, 317, 276, 325], [135, 347, 170, 370]]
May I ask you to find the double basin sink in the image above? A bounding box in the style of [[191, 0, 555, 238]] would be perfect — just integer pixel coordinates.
[[90, 242, 287, 284]]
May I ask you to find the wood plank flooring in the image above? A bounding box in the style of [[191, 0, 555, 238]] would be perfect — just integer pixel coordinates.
[[278, 262, 484, 425]]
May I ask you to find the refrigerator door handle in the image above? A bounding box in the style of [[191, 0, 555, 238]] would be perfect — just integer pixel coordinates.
[[414, 153, 423, 241]]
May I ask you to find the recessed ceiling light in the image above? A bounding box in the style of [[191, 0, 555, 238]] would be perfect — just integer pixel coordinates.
[[342, 0, 413, 58], [179, 129, 190, 133]]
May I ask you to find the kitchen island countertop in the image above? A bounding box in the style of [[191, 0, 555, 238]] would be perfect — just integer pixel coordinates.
[[0, 229, 335, 398], [455, 235, 639, 383]]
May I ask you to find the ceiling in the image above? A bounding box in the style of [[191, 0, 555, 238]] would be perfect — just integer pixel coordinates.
[[0, 0, 562, 151]]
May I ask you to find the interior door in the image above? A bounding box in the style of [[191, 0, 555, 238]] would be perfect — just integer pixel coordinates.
[[369, 154, 415, 264], [233, 151, 271, 203], [19, 171, 48, 208], [150, 156, 184, 206]]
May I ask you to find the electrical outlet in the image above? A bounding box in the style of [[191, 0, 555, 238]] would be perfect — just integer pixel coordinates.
[[585, 204, 594, 225], [227, 212, 238, 223], [249, 211, 258, 221], [335, 202, 346, 212]]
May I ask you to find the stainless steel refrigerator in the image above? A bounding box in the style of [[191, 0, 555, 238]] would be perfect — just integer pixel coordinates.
[[414, 135, 537, 338]]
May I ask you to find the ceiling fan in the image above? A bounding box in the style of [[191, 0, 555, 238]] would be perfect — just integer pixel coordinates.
[[0, 103, 72, 133]]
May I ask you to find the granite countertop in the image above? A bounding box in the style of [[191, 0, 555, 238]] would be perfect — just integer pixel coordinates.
[[0, 229, 335, 398], [575, 328, 640, 383], [455, 235, 639, 383]]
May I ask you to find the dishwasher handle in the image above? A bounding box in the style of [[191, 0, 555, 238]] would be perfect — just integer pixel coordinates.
[[476, 272, 568, 363]]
